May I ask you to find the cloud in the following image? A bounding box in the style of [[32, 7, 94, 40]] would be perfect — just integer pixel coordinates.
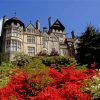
[[0, 18, 3, 36]]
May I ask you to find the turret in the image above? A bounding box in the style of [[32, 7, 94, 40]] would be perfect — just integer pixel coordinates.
[[36, 20, 40, 30]]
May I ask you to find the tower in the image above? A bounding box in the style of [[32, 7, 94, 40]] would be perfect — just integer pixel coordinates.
[[2, 16, 25, 61]]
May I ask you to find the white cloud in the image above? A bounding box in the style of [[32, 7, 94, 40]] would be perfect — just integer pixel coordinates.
[[0, 18, 3, 36]]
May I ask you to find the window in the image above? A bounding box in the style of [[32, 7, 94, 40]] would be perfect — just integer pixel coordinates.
[[27, 28, 34, 33], [18, 41, 21, 52], [9, 40, 22, 52], [11, 32, 17, 36], [28, 47, 35, 56], [11, 40, 17, 51], [6, 40, 11, 52], [27, 35, 35, 44], [43, 37, 46, 48], [6, 29, 11, 33], [62, 49, 67, 55], [27, 29, 30, 32], [12, 29, 17, 33], [18, 33, 21, 37], [6, 33, 10, 37]]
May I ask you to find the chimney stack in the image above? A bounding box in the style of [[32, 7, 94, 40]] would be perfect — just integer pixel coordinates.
[[36, 20, 40, 30], [43, 27, 48, 33], [71, 31, 75, 39], [48, 17, 52, 29]]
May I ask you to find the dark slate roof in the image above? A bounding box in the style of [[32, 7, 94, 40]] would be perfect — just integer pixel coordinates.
[[50, 19, 65, 31], [4, 16, 25, 28]]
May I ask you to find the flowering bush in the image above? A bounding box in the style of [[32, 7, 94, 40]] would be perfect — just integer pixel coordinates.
[[0, 65, 99, 100], [30, 66, 98, 100], [0, 69, 34, 100]]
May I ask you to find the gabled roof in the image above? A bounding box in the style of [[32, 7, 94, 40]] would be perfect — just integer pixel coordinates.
[[26, 22, 41, 34], [50, 19, 65, 31], [26, 22, 35, 30]]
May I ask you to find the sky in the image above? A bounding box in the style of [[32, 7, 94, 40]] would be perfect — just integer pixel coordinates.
[[0, 0, 100, 37]]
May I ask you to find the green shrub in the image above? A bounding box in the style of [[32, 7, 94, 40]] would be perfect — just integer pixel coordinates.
[[42, 56, 77, 67], [0, 62, 16, 88], [0, 53, 9, 65], [22, 58, 51, 94], [13, 53, 32, 68]]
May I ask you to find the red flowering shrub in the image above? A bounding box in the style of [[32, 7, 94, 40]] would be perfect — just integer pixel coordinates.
[[30, 66, 98, 100], [0, 70, 32, 100], [48, 66, 97, 87], [0, 65, 98, 100], [30, 87, 63, 100], [59, 82, 91, 100]]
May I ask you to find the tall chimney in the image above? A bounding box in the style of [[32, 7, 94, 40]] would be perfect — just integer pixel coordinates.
[[48, 17, 52, 29], [36, 20, 40, 30], [71, 31, 75, 39], [43, 27, 48, 33]]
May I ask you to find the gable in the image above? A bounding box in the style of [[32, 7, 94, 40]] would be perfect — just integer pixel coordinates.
[[50, 19, 65, 31], [26, 23, 35, 30], [26, 23, 36, 33]]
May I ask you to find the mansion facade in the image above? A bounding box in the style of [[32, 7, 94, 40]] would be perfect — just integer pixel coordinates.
[[0, 16, 76, 61]]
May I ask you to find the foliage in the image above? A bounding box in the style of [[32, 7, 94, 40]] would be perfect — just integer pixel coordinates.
[[14, 53, 32, 67], [30, 66, 98, 100], [37, 51, 49, 56], [76, 26, 100, 68], [0, 76, 9, 88], [42, 56, 77, 67], [0, 62, 16, 88], [0, 53, 9, 65], [0, 70, 32, 99], [13, 53, 77, 70], [23, 59, 52, 95], [0, 56, 99, 100], [83, 74, 100, 99]]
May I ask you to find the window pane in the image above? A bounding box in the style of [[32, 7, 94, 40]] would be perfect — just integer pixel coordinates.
[[27, 35, 35, 44], [28, 47, 35, 56]]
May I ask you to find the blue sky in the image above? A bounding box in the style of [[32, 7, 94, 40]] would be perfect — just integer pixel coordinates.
[[0, 0, 100, 37]]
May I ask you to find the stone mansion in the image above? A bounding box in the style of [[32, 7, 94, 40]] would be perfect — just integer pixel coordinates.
[[0, 16, 76, 61]]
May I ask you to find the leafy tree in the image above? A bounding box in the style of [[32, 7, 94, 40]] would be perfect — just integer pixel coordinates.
[[76, 26, 100, 68]]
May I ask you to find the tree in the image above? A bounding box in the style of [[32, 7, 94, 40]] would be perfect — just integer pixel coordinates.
[[76, 26, 100, 68]]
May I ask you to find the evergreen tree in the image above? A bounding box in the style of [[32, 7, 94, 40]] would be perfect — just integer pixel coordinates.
[[76, 26, 100, 68]]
